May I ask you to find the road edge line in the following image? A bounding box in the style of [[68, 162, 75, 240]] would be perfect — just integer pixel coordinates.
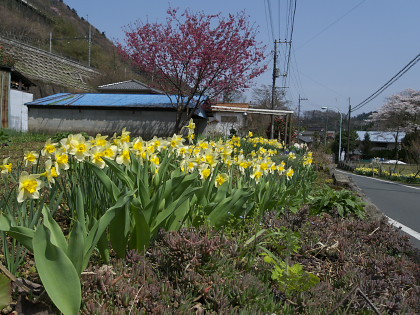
[[386, 216, 420, 241]]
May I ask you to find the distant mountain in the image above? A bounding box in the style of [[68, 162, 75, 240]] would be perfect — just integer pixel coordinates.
[[0, 0, 140, 87]]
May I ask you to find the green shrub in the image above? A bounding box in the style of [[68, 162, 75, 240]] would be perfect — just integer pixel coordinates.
[[310, 186, 365, 218], [0, 130, 10, 145]]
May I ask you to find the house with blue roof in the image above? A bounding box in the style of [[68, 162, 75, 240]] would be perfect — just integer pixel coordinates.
[[356, 131, 406, 151], [25, 92, 208, 138]]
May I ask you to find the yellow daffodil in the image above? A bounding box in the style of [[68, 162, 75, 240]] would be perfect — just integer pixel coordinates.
[[41, 159, 59, 186], [277, 161, 286, 174], [90, 147, 106, 169], [150, 154, 160, 166], [251, 168, 264, 183], [215, 173, 229, 187], [176, 146, 189, 158], [91, 134, 109, 147], [17, 171, 43, 203], [170, 134, 184, 148], [181, 159, 197, 173], [24, 151, 39, 167], [203, 151, 217, 167], [70, 141, 91, 162], [116, 143, 131, 165], [199, 165, 212, 180], [120, 128, 131, 143], [198, 140, 209, 150], [41, 138, 58, 157], [55, 150, 70, 171], [132, 137, 144, 152], [0, 157, 12, 174], [187, 132, 195, 143], [286, 168, 295, 179], [61, 133, 86, 152], [303, 156, 313, 166], [259, 160, 271, 174], [103, 145, 118, 160], [186, 119, 196, 131]]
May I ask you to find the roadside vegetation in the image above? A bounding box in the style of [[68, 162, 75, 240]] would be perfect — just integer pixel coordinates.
[[0, 127, 419, 314], [353, 164, 420, 184]]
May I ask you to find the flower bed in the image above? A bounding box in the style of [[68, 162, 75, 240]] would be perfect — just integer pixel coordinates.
[[354, 166, 420, 184]]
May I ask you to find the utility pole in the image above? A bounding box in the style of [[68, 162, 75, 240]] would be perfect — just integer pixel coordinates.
[[88, 16, 92, 67], [324, 108, 328, 147], [297, 94, 308, 132], [346, 98, 351, 161], [49, 16, 92, 66], [270, 40, 280, 139]]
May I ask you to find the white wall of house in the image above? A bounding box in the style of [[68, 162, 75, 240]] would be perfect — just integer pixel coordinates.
[[10, 89, 32, 131], [206, 111, 247, 136]]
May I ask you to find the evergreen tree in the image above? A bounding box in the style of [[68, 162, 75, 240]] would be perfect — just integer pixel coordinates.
[[361, 132, 373, 159]]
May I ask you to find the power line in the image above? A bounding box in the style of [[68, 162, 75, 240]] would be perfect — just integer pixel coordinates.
[[264, 0, 275, 41], [297, 0, 368, 50], [284, 0, 297, 80], [291, 48, 305, 95], [280, 0, 297, 98], [299, 70, 347, 98], [264, 0, 275, 42], [352, 53, 420, 112]]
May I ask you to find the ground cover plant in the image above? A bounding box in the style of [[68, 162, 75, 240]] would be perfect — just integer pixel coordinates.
[[0, 124, 419, 314]]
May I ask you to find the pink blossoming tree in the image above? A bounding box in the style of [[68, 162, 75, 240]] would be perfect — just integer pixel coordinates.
[[118, 8, 267, 133], [370, 88, 420, 164], [370, 89, 420, 133]]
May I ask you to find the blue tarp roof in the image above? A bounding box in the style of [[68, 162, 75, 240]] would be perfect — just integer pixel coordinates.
[[25, 93, 207, 119]]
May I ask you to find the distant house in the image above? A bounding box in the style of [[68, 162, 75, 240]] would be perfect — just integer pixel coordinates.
[[206, 103, 250, 136], [25, 93, 207, 138], [356, 131, 406, 151], [97, 80, 163, 94], [205, 103, 294, 138], [297, 127, 324, 145], [0, 66, 34, 131]]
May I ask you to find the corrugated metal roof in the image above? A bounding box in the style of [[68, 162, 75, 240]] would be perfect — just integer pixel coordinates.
[[356, 131, 406, 143], [214, 103, 250, 109], [97, 80, 162, 94], [25, 93, 207, 118]]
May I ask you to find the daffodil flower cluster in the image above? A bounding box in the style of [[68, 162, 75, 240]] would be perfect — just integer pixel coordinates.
[[3, 121, 313, 203], [354, 167, 420, 183]]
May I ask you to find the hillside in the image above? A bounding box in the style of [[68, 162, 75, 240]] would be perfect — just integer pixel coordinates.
[[0, 0, 139, 89]]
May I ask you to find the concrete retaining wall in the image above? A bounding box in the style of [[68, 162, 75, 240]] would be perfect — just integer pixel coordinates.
[[0, 36, 99, 92]]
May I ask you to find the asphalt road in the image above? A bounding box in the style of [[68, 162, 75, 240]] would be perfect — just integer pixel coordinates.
[[337, 170, 420, 249]]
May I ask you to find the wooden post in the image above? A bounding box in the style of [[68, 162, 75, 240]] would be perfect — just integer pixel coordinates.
[[0, 69, 11, 128], [284, 114, 288, 144], [288, 114, 293, 144]]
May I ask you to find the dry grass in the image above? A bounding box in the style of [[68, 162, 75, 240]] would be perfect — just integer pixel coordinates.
[[0, 130, 50, 166]]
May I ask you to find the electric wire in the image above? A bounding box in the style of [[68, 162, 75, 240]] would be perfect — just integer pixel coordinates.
[[297, 0, 368, 50], [291, 48, 305, 95], [278, 0, 281, 42], [279, 0, 297, 98], [264, 0, 275, 42], [352, 53, 420, 112]]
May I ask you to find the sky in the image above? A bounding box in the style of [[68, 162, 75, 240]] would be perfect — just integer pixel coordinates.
[[64, 0, 420, 116]]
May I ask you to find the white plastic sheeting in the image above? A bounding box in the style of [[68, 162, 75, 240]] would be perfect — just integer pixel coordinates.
[[9, 89, 32, 131]]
